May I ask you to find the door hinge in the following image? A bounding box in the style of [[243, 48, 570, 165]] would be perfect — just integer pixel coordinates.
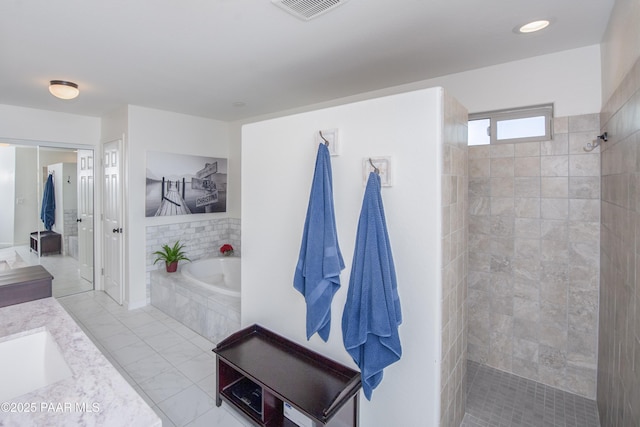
[[101, 268, 104, 276]]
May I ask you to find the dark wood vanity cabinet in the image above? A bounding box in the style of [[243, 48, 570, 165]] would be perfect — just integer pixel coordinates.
[[213, 324, 361, 427]]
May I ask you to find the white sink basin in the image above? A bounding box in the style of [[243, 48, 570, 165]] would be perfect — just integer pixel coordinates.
[[0, 328, 73, 401]]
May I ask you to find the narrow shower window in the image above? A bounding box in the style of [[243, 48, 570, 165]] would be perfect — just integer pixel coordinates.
[[468, 118, 490, 146], [468, 103, 553, 145]]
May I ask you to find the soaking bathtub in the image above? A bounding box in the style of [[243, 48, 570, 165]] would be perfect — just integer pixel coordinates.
[[150, 256, 241, 343], [181, 256, 241, 298]]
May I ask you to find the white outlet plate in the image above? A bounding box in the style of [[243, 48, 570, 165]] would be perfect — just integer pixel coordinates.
[[315, 129, 339, 155], [363, 157, 392, 187]]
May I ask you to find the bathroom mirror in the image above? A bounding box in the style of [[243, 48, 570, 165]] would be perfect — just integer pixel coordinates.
[[0, 141, 95, 298]]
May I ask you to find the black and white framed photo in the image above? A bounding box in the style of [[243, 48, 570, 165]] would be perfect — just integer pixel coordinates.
[[146, 151, 227, 217]]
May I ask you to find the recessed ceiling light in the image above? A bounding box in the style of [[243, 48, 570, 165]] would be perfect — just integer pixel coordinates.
[[517, 20, 550, 34], [49, 80, 79, 100]]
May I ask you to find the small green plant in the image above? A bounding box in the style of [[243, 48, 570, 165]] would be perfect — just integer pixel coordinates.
[[153, 241, 190, 272]]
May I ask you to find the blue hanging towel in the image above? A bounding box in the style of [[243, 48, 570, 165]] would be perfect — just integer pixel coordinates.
[[294, 143, 345, 342], [40, 174, 56, 231], [342, 171, 402, 400]]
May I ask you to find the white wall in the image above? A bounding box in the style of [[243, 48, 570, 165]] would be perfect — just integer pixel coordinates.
[[242, 88, 444, 427], [429, 52, 590, 117], [232, 45, 602, 215], [227, 124, 242, 218], [425, 45, 601, 117], [601, 0, 640, 104], [124, 106, 231, 308], [46, 162, 77, 241], [0, 147, 16, 246], [10, 148, 77, 246], [46, 163, 63, 235], [0, 106, 99, 248], [0, 104, 100, 145], [232, 45, 601, 130], [13, 147, 38, 246]]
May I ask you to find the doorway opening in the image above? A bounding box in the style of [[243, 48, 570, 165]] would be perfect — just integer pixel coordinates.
[[0, 140, 95, 298]]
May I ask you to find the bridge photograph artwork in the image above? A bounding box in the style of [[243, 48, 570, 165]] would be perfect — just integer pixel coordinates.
[[145, 151, 227, 217]]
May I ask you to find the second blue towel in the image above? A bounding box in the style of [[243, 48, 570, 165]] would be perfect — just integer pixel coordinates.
[[342, 171, 402, 400]]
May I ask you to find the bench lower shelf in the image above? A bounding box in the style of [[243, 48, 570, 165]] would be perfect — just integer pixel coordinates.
[[30, 231, 61, 256], [213, 324, 361, 427]]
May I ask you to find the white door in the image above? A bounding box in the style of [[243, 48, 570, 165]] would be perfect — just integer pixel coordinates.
[[103, 140, 124, 305], [77, 150, 94, 283]]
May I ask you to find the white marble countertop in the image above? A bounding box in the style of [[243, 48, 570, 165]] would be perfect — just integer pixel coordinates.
[[0, 297, 161, 427]]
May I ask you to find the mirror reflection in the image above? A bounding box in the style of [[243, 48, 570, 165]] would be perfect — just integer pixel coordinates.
[[0, 143, 94, 297]]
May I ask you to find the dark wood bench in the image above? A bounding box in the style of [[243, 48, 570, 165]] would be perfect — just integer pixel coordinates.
[[0, 265, 53, 308]]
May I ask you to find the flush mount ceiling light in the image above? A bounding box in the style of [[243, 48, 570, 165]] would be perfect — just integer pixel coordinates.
[[271, 0, 350, 21], [517, 20, 551, 34], [49, 80, 79, 100]]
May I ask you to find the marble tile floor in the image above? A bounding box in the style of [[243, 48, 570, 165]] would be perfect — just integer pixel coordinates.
[[0, 245, 93, 297], [461, 360, 600, 427], [58, 290, 252, 427]]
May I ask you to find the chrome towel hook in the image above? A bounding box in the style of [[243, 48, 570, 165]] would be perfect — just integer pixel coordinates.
[[584, 132, 607, 152], [319, 130, 330, 146], [368, 158, 380, 174]]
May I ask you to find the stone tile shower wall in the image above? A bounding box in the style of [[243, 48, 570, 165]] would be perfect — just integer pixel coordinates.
[[439, 92, 468, 427], [145, 217, 241, 299], [468, 114, 600, 398], [598, 56, 640, 427]]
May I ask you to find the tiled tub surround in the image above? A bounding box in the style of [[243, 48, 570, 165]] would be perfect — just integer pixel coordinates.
[[150, 269, 240, 344], [0, 297, 160, 426], [598, 55, 640, 426], [468, 114, 601, 398], [439, 92, 469, 427], [146, 217, 240, 300]]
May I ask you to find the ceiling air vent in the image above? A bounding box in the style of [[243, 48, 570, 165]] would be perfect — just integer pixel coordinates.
[[271, 0, 350, 21]]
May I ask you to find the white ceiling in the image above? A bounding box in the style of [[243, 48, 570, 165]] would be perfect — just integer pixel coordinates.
[[0, 0, 615, 121]]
